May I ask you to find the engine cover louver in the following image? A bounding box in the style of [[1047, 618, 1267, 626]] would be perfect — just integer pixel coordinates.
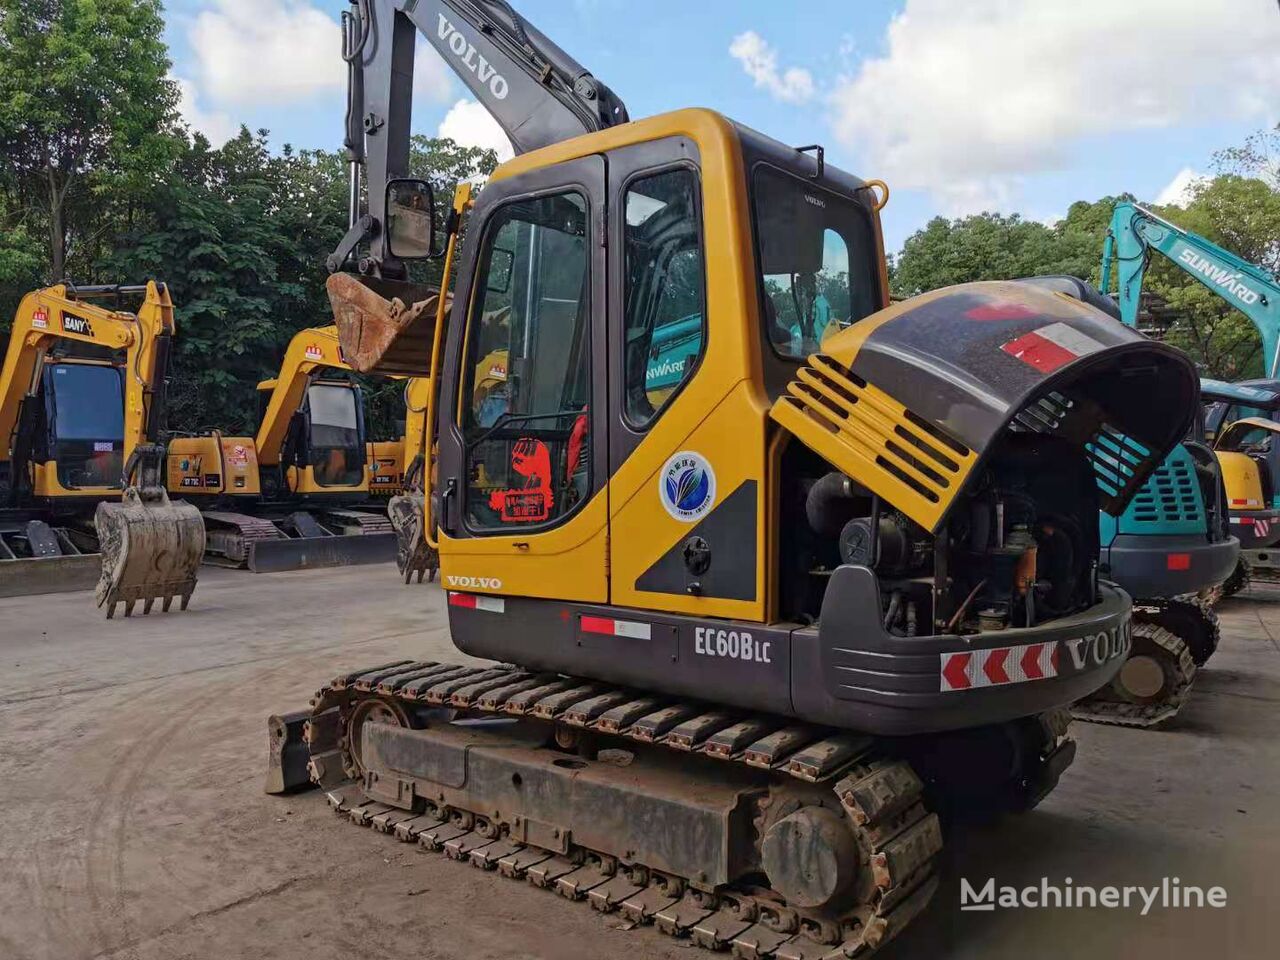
[[770, 354, 978, 532]]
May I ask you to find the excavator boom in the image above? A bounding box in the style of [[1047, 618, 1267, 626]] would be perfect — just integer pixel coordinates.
[[332, 0, 626, 281], [1100, 200, 1280, 374]]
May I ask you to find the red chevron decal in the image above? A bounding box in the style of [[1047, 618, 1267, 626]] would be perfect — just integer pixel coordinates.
[[941, 652, 972, 691], [1021, 643, 1044, 680], [983, 647, 1010, 685]]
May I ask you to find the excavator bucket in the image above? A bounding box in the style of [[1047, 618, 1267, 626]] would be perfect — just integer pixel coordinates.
[[94, 445, 205, 618], [386, 452, 437, 583], [387, 490, 438, 583], [326, 273, 447, 376]]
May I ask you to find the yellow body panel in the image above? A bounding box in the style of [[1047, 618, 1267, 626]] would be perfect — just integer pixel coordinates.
[[439, 492, 609, 602], [167, 435, 260, 496], [1217, 450, 1265, 507], [368, 439, 405, 495], [609, 382, 769, 619], [286, 464, 368, 498], [29, 461, 119, 499]]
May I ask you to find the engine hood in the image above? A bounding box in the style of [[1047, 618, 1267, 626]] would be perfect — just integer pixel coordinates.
[[770, 280, 1198, 533]]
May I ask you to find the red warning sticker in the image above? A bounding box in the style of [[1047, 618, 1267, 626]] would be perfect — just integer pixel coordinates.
[[489, 438, 554, 523], [1001, 322, 1105, 374]]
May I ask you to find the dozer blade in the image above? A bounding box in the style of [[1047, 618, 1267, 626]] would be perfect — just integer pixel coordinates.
[[0, 554, 102, 599], [327, 273, 447, 377], [94, 444, 205, 619], [246, 532, 397, 573], [388, 491, 438, 584], [0, 520, 101, 598]]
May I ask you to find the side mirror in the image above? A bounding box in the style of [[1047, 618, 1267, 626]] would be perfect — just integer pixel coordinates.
[[385, 178, 435, 260]]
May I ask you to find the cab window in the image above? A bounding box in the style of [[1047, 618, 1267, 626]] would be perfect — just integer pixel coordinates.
[[47, 363, 125, 488], [752, 166, 878, 359], [306, 382, 364, 487], [461, 191, 591, 531], [622, 167, 705, 427]]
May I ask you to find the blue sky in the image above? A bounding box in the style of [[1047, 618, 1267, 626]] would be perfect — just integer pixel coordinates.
[[165, 1, 1279, 254]]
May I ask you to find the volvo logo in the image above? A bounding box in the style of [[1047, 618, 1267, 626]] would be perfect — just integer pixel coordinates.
[[437, 14, 510, 101]]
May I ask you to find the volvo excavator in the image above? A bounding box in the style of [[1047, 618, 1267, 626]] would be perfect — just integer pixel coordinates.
[[166, 324, 400, 572], [0, 283, 203, 614], [266, 3, 1200, 956]]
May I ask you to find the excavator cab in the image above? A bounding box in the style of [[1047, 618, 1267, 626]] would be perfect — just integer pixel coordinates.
[[270, 375, 370, 495]]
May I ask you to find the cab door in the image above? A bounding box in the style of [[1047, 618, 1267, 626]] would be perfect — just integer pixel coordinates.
[[434, 156, 609, 602]]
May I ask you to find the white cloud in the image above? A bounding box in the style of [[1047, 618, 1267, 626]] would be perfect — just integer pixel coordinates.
[[1154, 166, 1205, 207], [189, 0, 343, 106], [414, 40, 454, 104], [830, 0, 1280, 215], [730, 31, 815, 104], [176, 77, 237, 145], [186, 1, 452, 124], [438, 99, 514, 164]]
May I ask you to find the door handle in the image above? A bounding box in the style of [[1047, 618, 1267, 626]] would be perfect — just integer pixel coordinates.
[[439, 477, 458, 535]]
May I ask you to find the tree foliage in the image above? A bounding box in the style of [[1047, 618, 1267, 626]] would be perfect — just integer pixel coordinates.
[[0, 0, 178, 281]]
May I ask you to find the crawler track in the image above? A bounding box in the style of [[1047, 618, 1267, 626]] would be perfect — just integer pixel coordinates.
[[1071, 602, 1201, 728], [303, 660, 946, 959]]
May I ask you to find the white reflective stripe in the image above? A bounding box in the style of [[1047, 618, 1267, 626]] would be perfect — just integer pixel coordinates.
[[475, 596, 505, 613], [1035, 321, 1105, 358], [613, 620, 651, 639], [944, 641, 1059, 691]]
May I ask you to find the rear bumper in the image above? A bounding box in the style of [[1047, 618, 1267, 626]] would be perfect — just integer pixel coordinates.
[[1100, 533, 1239, 598], [1229, 509, 1280, 549], [805, 565, 1132, 735]]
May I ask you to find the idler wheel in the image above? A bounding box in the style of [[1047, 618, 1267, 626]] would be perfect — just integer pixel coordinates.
[[761, 805, 858, 910], [346, 697, 411, 777]]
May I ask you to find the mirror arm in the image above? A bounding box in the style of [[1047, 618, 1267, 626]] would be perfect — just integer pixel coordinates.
[[326, 213, 379, 274]]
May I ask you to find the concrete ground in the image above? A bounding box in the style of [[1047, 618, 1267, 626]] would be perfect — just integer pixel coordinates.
[[1, 564, 1277, 960]]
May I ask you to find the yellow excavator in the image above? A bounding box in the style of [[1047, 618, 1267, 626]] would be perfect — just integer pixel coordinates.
[[0, 282, 204, 614], [166, 324, 402, 572], [267, 2, 1200, 956]]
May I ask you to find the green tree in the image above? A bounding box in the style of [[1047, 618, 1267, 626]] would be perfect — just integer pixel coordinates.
[[0, 0, 178, 282], [0, 194, 43, 314], [892, 212, 1068, 298], [102, 130, 499, 436]]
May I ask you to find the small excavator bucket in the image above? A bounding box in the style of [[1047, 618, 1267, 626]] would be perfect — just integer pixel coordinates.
[[386, 454, 438, 584], [94, 444, 205, 618], [326, 273, 447, 376], [387, 490, 438, 584]]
